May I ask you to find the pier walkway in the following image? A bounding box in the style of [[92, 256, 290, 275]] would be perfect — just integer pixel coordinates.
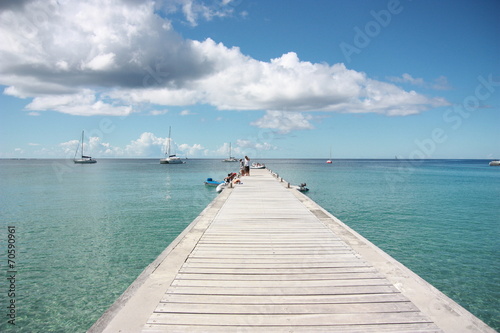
[[90, 168, 494, 333]]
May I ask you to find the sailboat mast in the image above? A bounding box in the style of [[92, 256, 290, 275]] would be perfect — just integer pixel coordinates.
[[167, 126, 172, 156], [81, 130, 85, 158]]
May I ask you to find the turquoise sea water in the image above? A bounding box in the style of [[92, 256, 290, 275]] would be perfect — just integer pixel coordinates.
[[0, 159, 498, 332]]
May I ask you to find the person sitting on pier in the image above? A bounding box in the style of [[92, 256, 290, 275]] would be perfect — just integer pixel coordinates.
[[224, 173, 237, 183]]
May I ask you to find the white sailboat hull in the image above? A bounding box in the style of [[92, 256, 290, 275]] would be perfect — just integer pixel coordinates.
[[74, 158, 97, 164], [160, 156, 184, 164]]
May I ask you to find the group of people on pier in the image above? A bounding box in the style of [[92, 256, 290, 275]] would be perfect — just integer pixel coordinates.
[[239, 155, 250, 176], [223, 155, 251, 185]]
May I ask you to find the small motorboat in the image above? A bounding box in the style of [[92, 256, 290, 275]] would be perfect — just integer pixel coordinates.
[[216, 183, 226, 193], [204, 178, 224, 186], [489, 160, 500, 166], [297, 183, 309, 192], [251, 162, 265, 169], [292, 183, 309, 192]]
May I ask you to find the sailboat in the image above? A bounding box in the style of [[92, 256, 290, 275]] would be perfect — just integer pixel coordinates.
[[222, 142, 238, 162], [326, 146, 332, 164], [74, 130, 96, 164], [160, 127, 184, 164]]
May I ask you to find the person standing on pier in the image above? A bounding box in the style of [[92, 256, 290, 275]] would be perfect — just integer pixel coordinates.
[[239, 159, 245, 176], [244, 156, 250, 176]]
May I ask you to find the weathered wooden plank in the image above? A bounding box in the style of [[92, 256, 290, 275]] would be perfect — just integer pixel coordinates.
[[193, 246, 352, 251], [147, 312, 433, 326], [209, 225, 329, 230], [192, 246, 353, 251], [183, 261, 368, 269], [197, 240, 345, 245], [206, 225, 329, 229], [208, 229, 328, 232], [174, 272, 383, 281], [200, 236, 334, 241], [200, 236, 339, 240], [185, 258, 360, 266], [193, 243, 348, 248], [178, 266, 373, 274], [143, 323, 443, 333], [193, 246, 350, 250], [193, 248, 351, 253], [191, 248, 353, 254], [203, 231, 331, 235], [190, 248, 351, 254], [166, 285, 399, 296], [186, 254, 359, 261], [161, 293, 411, 304], [154, 301, 419, 314], [170, 278, 391, 288], [213, 214, 315, 219], [208, 224, 329, 229]]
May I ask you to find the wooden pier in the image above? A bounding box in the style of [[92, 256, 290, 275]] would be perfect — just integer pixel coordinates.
[[89, 168, 494, 332]]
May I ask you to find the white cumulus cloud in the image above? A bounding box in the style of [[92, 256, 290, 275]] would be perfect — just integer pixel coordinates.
[[251, 111, 314, 134], [0, 0, 449, 121], [123, 132, 167, 156], [84, 53, 117, 71], [25, 90, 134, 116], [236, 139, 277, 152], [387, 73, 452, 91], [178, 143, 204, 156]]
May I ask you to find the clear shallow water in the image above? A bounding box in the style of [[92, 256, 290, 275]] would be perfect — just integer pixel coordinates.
[[0, 159, 498, 332]]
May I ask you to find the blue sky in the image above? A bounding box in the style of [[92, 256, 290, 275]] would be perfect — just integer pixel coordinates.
[[0, 0, 498, 159]]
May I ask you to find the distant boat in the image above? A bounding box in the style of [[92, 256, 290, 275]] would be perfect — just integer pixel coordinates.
[[293, 183, 309, 192], [489, 160, 500, 166], [251, 162, 265, 169], [160, 127, 185, 164], [326, 146, 332, 164], [222, 142, 238, 162], [73, 130, 96, 164]]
